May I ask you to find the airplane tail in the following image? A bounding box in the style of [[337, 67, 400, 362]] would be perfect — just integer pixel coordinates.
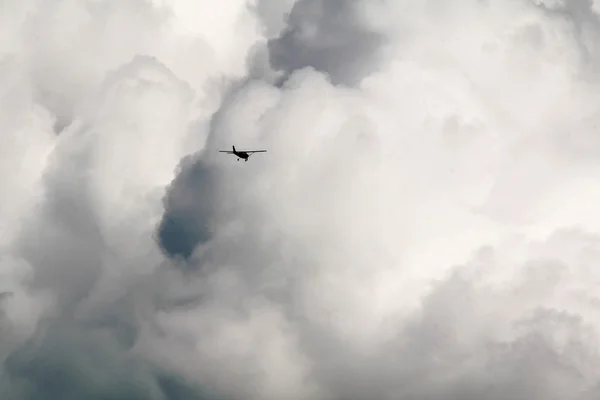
[[232, 145, 236, 152]]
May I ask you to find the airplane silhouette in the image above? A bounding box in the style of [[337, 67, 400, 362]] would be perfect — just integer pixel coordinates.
[[218, 145, 267, 162]]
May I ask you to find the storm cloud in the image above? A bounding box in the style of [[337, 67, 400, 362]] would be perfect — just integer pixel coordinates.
[[4, 0, 600, 399]]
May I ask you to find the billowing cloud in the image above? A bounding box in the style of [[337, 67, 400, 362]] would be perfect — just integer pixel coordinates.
[[5, 0, 600, 399], [264, 0, 388, 86]]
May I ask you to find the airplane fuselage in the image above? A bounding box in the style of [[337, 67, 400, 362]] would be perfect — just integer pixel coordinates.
[[234, 151, 249, 160]]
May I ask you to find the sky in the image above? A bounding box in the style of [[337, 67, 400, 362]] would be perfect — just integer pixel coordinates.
[[4, 0, 600, 399]]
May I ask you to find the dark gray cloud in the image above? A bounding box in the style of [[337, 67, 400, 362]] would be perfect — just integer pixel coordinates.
[[157, 156, 216, 261], [1, 317, 214, 400], [264, 0, 388, 86]]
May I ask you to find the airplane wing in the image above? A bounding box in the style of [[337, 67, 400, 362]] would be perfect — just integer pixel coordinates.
[[217, 148, 267, 154]]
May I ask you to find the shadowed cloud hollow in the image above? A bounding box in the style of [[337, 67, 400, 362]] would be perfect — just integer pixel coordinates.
[[5, 0, 600, 400]]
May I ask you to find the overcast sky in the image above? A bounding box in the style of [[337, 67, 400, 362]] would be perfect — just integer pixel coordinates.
[[4, 0, 600, 399]]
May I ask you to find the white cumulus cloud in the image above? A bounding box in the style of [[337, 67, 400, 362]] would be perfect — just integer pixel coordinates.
[[4, 0, 600, 399]]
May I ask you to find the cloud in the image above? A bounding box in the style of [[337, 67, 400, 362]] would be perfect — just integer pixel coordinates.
[[5, 0, 600, 399], [264, 0, 388, 86]]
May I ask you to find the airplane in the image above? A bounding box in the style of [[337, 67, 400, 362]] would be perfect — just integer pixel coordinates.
[[218, 145, 267, 162]]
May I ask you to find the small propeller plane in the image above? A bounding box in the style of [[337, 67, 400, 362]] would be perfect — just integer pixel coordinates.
[[218, 145, 267, 162]]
